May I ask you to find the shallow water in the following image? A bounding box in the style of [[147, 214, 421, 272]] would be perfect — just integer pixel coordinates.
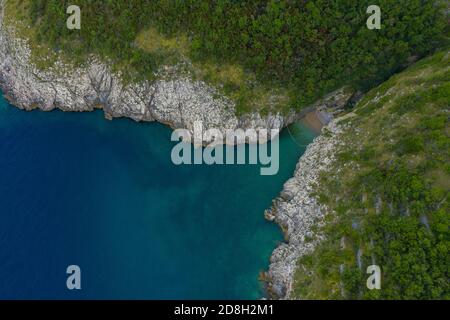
[[0, 95, 316, 299]]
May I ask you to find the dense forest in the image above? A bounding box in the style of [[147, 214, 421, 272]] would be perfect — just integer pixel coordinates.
[[7, 0, 448, 113], [293, 50, 449, 299]]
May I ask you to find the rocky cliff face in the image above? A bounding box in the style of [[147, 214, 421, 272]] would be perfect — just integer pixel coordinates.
[[0, 1, 295, 144], [0, 1, 354, 145]]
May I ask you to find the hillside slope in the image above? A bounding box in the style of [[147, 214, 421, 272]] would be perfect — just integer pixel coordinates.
[[289, 50, 449, 299]]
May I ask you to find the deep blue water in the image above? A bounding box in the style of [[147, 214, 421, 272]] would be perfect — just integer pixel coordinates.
[[0, 94, 316, 299]]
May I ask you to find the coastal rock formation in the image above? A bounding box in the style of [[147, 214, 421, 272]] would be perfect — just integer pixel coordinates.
[[0, 1, 353, 300], [0, 0, 353, 145], [0, 5, 291, 144], [265, 120, 344, 299]]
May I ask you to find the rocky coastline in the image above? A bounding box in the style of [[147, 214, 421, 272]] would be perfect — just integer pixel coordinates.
[[0, 1, 353, 300], [0, 0, 295, 145], [0, 0, 354, 145], [263, 118, 345, 299]]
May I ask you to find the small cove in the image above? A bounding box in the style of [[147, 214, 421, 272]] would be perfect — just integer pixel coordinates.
[[0, 94, 317, 299]]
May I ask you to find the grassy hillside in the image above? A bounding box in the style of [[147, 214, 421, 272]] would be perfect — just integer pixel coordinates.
[[5, 0, 447, 114], [293, 50, 449, 299]]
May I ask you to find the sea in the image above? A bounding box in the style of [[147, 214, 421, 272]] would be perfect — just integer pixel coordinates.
[[0, 94, 316, 299]]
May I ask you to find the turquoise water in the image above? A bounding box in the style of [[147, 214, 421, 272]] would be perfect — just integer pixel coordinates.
[[0, 94, 316, 299]]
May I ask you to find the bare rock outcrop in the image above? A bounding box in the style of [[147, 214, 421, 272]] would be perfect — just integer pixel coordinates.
[[265, 119, 345, 299], [0, 2, 294, 144]]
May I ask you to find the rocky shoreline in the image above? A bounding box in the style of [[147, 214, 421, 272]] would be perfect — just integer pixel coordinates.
[[264, 119, 344, 299], [0, 0, 353, 145], [0, 1, 353, 300], [0, 0, 298, 145]]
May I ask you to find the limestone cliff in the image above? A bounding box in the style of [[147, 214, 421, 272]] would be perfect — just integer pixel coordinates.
[[0, 1, 294, 144]]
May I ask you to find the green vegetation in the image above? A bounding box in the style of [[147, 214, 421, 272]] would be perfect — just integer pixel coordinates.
[[5, 0, 448, 114], [293, 50, 450, 300]]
